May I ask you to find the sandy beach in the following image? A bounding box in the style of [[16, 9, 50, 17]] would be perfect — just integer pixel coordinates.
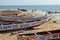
[[0, 33, 17, 40]]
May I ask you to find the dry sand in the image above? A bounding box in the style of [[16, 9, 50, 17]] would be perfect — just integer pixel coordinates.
[[0, 33, 17, 40]]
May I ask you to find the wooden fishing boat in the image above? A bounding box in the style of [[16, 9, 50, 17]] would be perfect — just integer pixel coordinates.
[[0, 14, 53, 32], [0, 21, 41, 31], [0, 15, 41, 22], [17, 30, 60, 40], [17, 33, 60, 40], [45, 33, 60, 40]]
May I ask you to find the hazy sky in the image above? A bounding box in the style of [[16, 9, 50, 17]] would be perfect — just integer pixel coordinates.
[[0, 0, 60, 5]]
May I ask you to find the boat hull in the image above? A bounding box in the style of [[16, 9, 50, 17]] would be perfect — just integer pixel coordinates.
[[0, 16, 41, 22], [0, 21, 41, 32]]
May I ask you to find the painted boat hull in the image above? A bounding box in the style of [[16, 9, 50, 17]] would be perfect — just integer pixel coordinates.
[[17, 30, 60, 40], [0, 16, 41, 22], [0, 21, 40, 31]]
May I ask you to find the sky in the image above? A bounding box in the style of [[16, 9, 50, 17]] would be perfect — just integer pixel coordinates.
[[0, 0, 60, 5]]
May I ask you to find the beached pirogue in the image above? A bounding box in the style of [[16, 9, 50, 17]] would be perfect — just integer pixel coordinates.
[[0, 15, 43, 31], [0, 21, 41, 31], [0, 15, 41, 22], [0, 16, 41, 31], [17, 32, 60, 40]]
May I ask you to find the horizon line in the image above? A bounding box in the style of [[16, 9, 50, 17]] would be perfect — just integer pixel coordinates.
[[0, 4, 60, 6]]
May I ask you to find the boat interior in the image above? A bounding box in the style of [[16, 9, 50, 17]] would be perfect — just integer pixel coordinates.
[[17, 31, 60, 40]]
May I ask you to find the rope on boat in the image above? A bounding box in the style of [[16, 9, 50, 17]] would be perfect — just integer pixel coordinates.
[[47, 31, 52, 34]]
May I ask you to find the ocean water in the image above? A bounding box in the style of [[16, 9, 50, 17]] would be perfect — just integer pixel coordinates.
[[0, 5, 60, 11]]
